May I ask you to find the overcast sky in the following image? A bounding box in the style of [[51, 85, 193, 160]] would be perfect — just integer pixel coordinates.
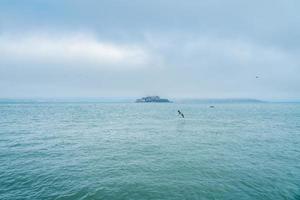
[[0, 0, 299, 100]]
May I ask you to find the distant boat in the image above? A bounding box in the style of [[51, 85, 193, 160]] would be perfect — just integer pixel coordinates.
[[135, 96, 171, 103], [210, 105, 215, 108]]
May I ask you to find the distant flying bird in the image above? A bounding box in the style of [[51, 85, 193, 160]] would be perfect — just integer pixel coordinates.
[[178, 110, 184, 118], [256, 76, 259, 78]]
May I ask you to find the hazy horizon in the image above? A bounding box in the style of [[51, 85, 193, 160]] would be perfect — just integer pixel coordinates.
[[1, 0, 300, 100], [0, 96, 299, 103]]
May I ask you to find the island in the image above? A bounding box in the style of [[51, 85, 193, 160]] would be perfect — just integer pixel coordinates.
[[135, 96, 172, 103]]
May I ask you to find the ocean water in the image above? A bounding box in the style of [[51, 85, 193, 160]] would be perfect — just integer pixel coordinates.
[[0, 102, 300, 200]]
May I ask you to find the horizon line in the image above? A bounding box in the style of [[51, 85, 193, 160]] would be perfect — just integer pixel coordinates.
[[0, 97, 300, 103]]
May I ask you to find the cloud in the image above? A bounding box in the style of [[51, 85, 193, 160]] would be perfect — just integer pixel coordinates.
[[0, 32, 150, 70], [0, 30, 299, 99], [1, 0, 300, 99], [145, 33, 299, 71], [140, 33, 300, 98]]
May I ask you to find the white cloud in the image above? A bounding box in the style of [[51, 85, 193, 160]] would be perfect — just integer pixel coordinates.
[[0, 32, 150, 70], [1, 31, 299, 99], [183, 36, 291, 63]]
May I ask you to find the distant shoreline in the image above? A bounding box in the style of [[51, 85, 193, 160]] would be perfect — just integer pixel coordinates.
[[1, 98, 300, 104]]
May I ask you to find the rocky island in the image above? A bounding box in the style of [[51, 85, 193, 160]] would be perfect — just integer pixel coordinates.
[[135, 96, 171, 103]]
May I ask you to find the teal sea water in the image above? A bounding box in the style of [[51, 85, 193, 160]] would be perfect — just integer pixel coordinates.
[[1, 102, 300, 200]]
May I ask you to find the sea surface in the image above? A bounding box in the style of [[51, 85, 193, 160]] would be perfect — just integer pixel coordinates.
[[0, 102, 300, 200]]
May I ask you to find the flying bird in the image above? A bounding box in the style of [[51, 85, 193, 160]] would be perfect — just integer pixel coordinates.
[[178, 110, 184, 118]]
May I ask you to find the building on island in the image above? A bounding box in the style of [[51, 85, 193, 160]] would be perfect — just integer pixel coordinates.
[[135, 96, 171, 103]]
